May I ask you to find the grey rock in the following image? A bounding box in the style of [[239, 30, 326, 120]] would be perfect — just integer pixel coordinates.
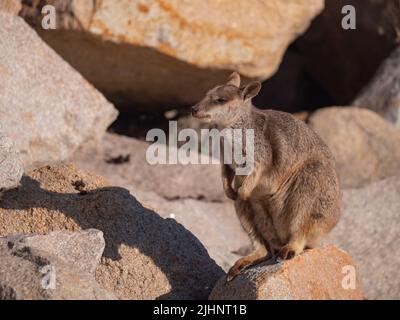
[[0, 132, 23, 191], [354, 47, 400, 128], [326, 176, 400, 299], [0, 230, 115, 300], [308, 107, 400, 188], [0, 12, 117, 171], [13, 229, 105, 275]]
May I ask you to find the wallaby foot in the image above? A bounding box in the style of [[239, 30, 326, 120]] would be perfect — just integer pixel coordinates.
[[276, 246, 296, 261], [276, 237, 307, 262], [221, 164, 238, 200], [226, 246, 268, 282]]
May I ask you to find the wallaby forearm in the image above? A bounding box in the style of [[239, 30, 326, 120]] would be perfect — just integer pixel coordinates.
[[237, 164, 262, 200], [221, 164, 238, 200]]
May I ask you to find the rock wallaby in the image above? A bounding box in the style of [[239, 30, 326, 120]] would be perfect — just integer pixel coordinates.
[[192, 72, 341, 281]]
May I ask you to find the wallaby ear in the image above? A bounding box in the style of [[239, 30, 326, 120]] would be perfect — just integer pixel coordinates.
[[241, 81, 262, 101], [227, 71, 241, 87]]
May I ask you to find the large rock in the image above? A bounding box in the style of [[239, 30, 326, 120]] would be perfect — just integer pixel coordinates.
[[74, 133, 250, 270], [0, 132, 23, 191], [133, 188, 251, 271], [308, 107, 400, 188], [74, 132, 225, 201], [0, 12, 117, 171], [354, 47, 400, 128], [17, 229, 106, 275], [0, 164, 224, 299], [295, 0, 399, 105], [0, 230, 115, 300], [0, 0, 21, 14], [326, 176, 400, 299], [20, 0, 324, 110], [210, 246, 363, 300]]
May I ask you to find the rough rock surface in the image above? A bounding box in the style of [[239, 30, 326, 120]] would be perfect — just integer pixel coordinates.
[[308, 107, 400, 188], [133, 188, 250, 271], [326, 176, 400, 299], [354, 47, 400, 128], [74, 133, 250, 269], [210, 246, 363, 300], [0, 0, 21, 14], [0, 230, 115, 300], [20, 0, 324, 109], [0, 12, 117, 170], [295, 0, 399, 105], [0, 164, 224, 299], [0, 132, 23, 191], [74, 132, 225, 201], [17, 229, 106, 275]]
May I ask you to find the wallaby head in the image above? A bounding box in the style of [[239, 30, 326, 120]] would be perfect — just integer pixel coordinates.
[[192, 72, 262, 126]]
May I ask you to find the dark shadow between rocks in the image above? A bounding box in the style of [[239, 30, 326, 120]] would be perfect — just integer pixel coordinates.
[[35, 29, 244, 112], [0, 176, 224, 299]]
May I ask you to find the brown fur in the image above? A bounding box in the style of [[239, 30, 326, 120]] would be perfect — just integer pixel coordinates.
[[192, 72, 341, 281]]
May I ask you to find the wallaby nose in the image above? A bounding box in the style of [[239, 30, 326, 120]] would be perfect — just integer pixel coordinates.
[[191, 105, 199, 116]]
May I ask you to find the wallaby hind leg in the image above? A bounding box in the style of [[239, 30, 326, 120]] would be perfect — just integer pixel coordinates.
[[226, 242, 271, 282], [276, 160, 337, 262]]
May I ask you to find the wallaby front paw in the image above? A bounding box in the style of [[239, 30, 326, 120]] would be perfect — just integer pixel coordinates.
[[226, 269, 240, 282], [226, 262, 246, 282], [276, 246, 296, 262], [225, 187, 238, 200]]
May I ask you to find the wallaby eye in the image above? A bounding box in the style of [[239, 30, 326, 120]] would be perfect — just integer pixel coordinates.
[[215, 98, 228, 104]]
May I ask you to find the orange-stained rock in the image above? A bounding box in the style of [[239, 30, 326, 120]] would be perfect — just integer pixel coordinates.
[[0, 0, 21, 14], [209, 246, 363, 300], [20, 0, 324, 110]]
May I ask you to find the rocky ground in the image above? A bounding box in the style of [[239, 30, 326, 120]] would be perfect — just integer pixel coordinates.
[[1, 1, 400, 300]]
